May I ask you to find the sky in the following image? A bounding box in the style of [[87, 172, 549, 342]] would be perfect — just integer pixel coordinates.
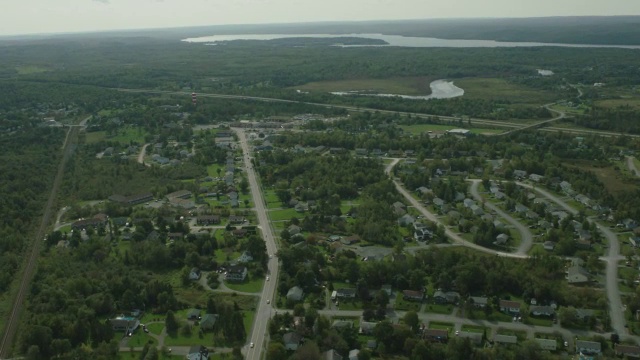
[[1, 0, 639, 36]]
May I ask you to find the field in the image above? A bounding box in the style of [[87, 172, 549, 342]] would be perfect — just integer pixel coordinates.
[[85, 127, 147, 145], [269, 208, 302, 221], [15, 65, 49, 74], [595, 98, 640, 110], [224, 277, 265, 293], [455, 78, 558, 105], [567, 162, 637, 195], [292, 77, 433, 96]]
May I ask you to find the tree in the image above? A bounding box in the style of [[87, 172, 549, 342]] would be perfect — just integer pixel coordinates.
[[165, 310, 179, 335], [403, 311, 420, 332], [293, 341, 321, 360], [267, 342, 287, 360]]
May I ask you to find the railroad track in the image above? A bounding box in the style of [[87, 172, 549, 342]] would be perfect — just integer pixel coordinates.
[[0, 126, 78, 359]]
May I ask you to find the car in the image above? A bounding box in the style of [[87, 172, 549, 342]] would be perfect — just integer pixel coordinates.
[[266, 276, 270, 281], [564, 341, 568, 347], [269, 255, 273, 259], [513, 317, 517, 322], [127, 332, 132, 337], [144, 328, 149, 333], [455, 330, 460, 336], [267, 300, 270, 304], [250, 343, 254, 348]]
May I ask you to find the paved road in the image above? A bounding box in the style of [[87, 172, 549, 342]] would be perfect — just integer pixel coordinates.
[[516, 182, 628, 338], [385, 159, 527, 259], [627, 156, 640, 177], [468, 180, 533, 255], [137, 143, 149, 165], [234, 128, 279, 360], [497, 104, 566, 137]]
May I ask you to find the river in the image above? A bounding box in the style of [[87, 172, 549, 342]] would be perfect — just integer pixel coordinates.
[[330, 79, 464, 100], [182, 33, 640, 49]]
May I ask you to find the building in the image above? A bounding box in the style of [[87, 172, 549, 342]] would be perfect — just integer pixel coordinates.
[[187, 309, 201, 320], [225, 266, 248, 282], [200, 314, 218, 331], [322, 349, 342, 360], [348, 349, 359, 360], [335, 288, 357, 298], [71, 214, 108, 230], [166, 189, 192, 199], [535, 338, 557, 351], [110, 316, 140, 333], [186, 345, 209, 360], [575, 340, 601, 355], [499, 300, 521, 314], [458, 331, 483, 345], [447, 129, 471, 136], [470, 296, 488, 308], [283, 332, 302, 351], [108, 192, 154, 206], [530, 306, 555, 317], [197, 215, 220, 225], [494, 334, 517, 345], [287, 286, 305, 302], [423, 329, 448, 343], [235, 251, 253, 263], [615, 343, 640, 358], [566, 266, 590, 284], [189, 268, 201, 281], [403, 290, 425, 302]]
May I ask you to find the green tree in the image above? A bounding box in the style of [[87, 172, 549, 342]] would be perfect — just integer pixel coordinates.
[[165, 310, 179, 335], [403, 311, 420, 332]]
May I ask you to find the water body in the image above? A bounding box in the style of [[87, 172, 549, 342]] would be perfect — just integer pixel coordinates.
[[330, 79, 464, 100], [537, 69, 554, 76], [182, 33, 640, 49]]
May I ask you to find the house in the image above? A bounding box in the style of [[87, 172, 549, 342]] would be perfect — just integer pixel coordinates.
[[336, 288, 357, 298], [235, 251, 253, 263], [530, 306, 555, 317], [283, 332, 302, 351], [403, 290, 425, 302], [513, 170, 527, 179], [575, 308, 595, 321], [470, 296, 488, 308], [543, 241, 555, 251], [348, 349, 360, 360], [433, 290, 460, 304], [228, 216, 245, 224], [494, 233, 509, 246], [615, 343, 640, 358], [187, 309, 201, 320], [576, 340, 601, 355], [186, 345, 209, 360], [566, 266, 590, 284], [381, 284, 392, 296], [71, 214, 109, 230], [417, 186, 432, 195], [458, 331, 483, 345], [166, 189, 192, 200], [288, 225, 301, 236], [423, 329, 449, 343], [392, 201, 407, 216], [529, 174, 544, 182], [200, 314, 218, 331], [355, 148, 368, 156], [359, 321, 377, 335], [197, 215, 220, 225], [189, 268, 201, 281], [499, 300, 521, 314], [514, 204, 528, 214], [366, 340, 377, 350], [470, 204, 484, 216], [535, 338, 557, 351], [560, 181, 572, 192], [433, 198, 445, 207], [225, 265, 248, 282], [494, 334, 517, 345], [110, 316, 140, 332], [287, 286, 305, 302], [398, 214, 416, 226], [463, 198, 476, 208], [320, 349, 342, 360]]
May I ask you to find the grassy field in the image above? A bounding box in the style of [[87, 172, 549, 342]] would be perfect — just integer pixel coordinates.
[[206, 164, 224, 177], [429, 321, 454, 332], [292, 77, 433, 96], [224, 277, 265, 293], [15, 65, 49, 74], [85, 127, 147, 145], [423, 303, 454, 315], [399, 124, 503, 135], [455, 78, 558, 105], [461, 325, 487, 333], [567, 162, 637, 195], [393, 297, 422, 312], [214, 249, 241, 264], [595, 98, 640, 110], [147, 322, 165, 335], [269, 208, 302, 221], [126, 330, 157, 347]]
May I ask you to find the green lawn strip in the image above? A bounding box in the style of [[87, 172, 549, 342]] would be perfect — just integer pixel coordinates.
[[215, 249, 240, 264], [269, 208, 303, 221], [207, 164, 225, 177], [127, 330, 157, 347], [147, 322, 165, 335], [336, 299, 364, 311], [429, 321, 454, 332], [525, 316, 553, 327], [242, 310, 255, 337], [224, 277, 265, 293], [423, 303, 453, 314], [394, 296, 422, 312], [163, 329, 214, 347], [461, 325, 486, 333]]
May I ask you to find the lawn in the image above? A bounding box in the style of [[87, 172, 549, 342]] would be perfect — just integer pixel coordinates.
[[461, 325, 487, 333], [394, 297, 422, 312], [163, 329, 214, 347], [147, 322, 165, 335], [126, 330, 157, 347], [455, 77, 559, 105], [85, 127, 146, 145], [224, 277, 265, 293], [423, 303, 454, 315], [215, 249, 240, 264], [207, 164, 225, 177], [525, 317, 553, 327], [293, 77, 433, 96], [429, 322, 454, 332], [269, 208, 302, 221], [595, 97, 640, 110], [15, 65, 49, 74]]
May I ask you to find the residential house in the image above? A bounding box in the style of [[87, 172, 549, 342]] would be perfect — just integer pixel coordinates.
[[535, 338, 557, 351], [615, 344, 640, 358], [398, 214, 416, 226], [200, 314, 218, 331], [283, 332, 302, 351], [235, 251, 253, 263], [110, 316, 140, 332], [166, 189, 192, 200], [197, 215, 220, 225], [499, 300, 521, 314], [514, 204, 529, 214], [433, 290, 460, 304], [287, 286, 305, 302], [576, 194, 591, 206], [403, 290, 425, 302], [530, 306, 555, 317], [576, 340, 601, 355], [417, 186, 432, 195], [189, 268, 201, 281], [366, 340, 377, 350], [529, 174, 544, 182], [359, 321, 377, 335], [470, 296, 488, 308], [458, 331, 483, 345], [575, 309, 595, 321], [228, 216, 245, 224], [463, 198, 476, 208], [566, 266, 590, 284], [187, 309, 201, 320], [494, 334, 517, 345], [186, 345, 209, 360], [348, 349, 359, 360], [543, 241, 555, 251], [392, 201, 407, 216], [225, 266, 248, 282], [322, 350, 342, 360], [335, 288, 357, 298], [494, 233, 509, 246], [470, 204, 484, 216], [355, 148, 368, 156], [288, 225, 301, 236], [414, 228, 433, 242], [423, 329, 449, 343], [71, 213, 109, 230], [513, 170, 527, 179]]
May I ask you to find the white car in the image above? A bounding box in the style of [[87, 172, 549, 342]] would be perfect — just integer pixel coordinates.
[[267, 300, 270, 304], [266, 276, 270, 281], [250, 343, 254, 348]]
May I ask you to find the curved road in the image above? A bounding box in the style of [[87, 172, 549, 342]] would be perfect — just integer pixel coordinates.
[[468, 180, 533, 255], [627, 156, 640, 178], [137, 143, 149, 165]]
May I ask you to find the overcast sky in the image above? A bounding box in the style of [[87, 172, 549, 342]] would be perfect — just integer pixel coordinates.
[[1, 0, 638, 36]]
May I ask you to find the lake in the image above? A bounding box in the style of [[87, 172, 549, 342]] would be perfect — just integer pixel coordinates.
[[330, 79, 464, 100], [182, 33, 640, 49]]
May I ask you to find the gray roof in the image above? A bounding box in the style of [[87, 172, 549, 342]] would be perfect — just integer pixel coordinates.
[[494, 334, 518, 344]]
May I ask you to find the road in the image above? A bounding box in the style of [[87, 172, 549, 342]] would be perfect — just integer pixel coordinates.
[[516, 182, 628, 337], [496, 104, 566, 137], [0, 126, 79, 358], [627, 156, 640, 177], [468, 180, 533, 255], [233, 128, 279, 360], [137, 143, 149, 165], [385, 159, 527, 259]]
